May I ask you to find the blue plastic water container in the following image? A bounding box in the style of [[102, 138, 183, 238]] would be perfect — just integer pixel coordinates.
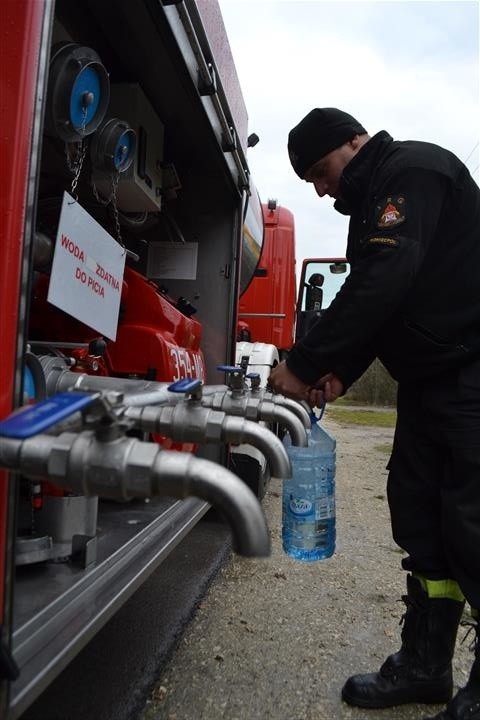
[[282, 416, 336, 561]]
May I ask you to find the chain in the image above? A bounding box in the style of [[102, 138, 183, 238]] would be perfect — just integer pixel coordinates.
[[91, 173, 125, 251], [110, 173, 125, 251], [91, 181, 111, 206], [66, 106, 88, 201], [69, 141, 87, 200]]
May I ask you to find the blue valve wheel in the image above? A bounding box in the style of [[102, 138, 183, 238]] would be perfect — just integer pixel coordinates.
[[114, 128, 134, 171], [90, 118, 136, 174], [45, 43, 110, 142], [69, 66, 101, 130]]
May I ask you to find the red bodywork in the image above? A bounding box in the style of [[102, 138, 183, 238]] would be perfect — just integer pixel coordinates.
[[0, 0, 46, 629], [30, 266, 205, 382], [106, 268, 205, 381], [29, 266, 205, 453], [238, 204, 296, 354]]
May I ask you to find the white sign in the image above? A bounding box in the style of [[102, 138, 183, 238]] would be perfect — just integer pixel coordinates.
[[47, 192, 126, 340], [147, 241, 198, 280]]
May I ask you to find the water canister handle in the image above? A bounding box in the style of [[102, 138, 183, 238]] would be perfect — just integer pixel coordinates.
[[311, 399, 326, 424]]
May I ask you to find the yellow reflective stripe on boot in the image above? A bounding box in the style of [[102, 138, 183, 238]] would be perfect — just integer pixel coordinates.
[[413, 574, 465, 602]]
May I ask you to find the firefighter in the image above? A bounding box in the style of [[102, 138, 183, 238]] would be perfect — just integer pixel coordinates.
[[268, 107, 480, 720]]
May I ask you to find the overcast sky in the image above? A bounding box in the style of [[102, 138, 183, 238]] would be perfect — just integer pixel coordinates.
[[218, 0, 480, 264]]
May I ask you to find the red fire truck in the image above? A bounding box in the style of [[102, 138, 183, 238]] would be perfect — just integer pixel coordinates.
[[0, 2, 314, 717]]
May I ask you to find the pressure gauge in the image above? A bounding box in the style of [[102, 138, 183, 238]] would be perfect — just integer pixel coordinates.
[[45, 44, 110, 142], [90, 118, 136, 174]]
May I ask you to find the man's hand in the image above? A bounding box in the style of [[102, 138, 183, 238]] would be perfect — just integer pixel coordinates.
[[268, 362, 344, 406], [307, 373, 344, 407], [268, 361, 311, 400]]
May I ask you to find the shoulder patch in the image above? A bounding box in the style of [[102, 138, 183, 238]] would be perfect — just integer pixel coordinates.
[[367, 236, 400, 248], [376, 195, 406, 228]]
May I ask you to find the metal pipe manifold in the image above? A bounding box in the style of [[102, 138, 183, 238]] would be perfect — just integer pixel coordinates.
[[0, 431, 270, 558], [124, 404, 292, 479]]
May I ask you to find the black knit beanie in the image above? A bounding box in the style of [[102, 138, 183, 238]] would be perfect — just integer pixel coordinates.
[[288, 108, 367, 178]]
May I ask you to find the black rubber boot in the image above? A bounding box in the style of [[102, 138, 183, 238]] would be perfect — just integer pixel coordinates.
[[423, 620, 480, 719], [342, 575, 465, 709]]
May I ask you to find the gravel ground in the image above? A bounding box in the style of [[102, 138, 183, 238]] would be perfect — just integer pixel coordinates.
[[139, 412, 473, 720]]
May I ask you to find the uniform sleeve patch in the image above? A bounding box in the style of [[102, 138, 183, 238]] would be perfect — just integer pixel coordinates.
[[367, 236, 400, 247], [376, 195, 406, 228]]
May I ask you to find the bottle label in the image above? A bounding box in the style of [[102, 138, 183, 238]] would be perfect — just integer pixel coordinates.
[[288, 497, 314, 517]]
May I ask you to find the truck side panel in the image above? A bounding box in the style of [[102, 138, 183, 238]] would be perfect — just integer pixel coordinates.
[[238, 204, 297, 355], [0, 2, 50, 713], [0, 1, 258, 716]]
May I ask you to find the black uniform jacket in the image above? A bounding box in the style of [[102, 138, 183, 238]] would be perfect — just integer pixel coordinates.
[[286, 131, 480, 389]]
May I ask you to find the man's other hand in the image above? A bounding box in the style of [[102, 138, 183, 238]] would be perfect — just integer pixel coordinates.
[[307, 373, 344, 407], [268, 362, 344, 406]]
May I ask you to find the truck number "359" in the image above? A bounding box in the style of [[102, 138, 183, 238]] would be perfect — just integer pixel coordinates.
[[169, 347, 205, 382]]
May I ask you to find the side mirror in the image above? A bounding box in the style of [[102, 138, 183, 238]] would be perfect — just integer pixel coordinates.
[[330, 262, 347, 275], [308, 273, 324, 287], [305, 285, 323, 312]]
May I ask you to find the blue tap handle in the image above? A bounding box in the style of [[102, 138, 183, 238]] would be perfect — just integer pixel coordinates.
[[167, 378, 202, 393], [216, 365, 245, 374], [0, 391, 97, 439], [246, 373, 260, 379]]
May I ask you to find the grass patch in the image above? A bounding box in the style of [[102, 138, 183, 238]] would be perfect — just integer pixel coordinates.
[[374, 443, 393, 454], [334, 396, 361, 406], [335, 395, 395, 409], [325, 407, 397, 428]]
